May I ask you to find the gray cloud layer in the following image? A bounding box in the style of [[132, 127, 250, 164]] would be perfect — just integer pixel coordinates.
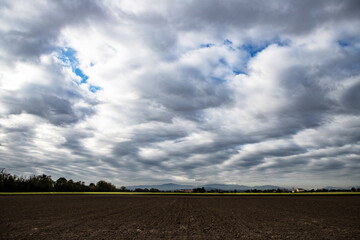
[[0, 0, 359, 188]]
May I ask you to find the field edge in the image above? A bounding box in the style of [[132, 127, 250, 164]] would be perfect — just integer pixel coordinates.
[[1, 191, 360, 196]]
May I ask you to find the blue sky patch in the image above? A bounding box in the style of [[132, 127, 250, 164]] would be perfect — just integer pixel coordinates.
[[200, 43, 215, 48], [224, 39, 235, 51], [240, 43, 269, 58], [218, 57, 248, 76], [233, 69, 248, 76], [224, 39, 232, 45], [240, 38, 290, 57], [337, 38, 360, 52], [338, 40, 350, 47], [89, 85, 101, 93], [58, 47, 78, 66], [58, 47, 100, 92], [74, 68, 88, 83], [58, 47, 89, 83]]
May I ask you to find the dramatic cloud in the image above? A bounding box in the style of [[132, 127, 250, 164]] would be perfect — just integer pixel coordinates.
[[1, 0, 359, 188]]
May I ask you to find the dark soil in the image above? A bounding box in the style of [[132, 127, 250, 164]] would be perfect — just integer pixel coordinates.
[[1, 195, 359, 239]]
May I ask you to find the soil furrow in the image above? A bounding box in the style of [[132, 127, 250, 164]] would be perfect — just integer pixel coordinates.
[[1, 195, 359, 239]]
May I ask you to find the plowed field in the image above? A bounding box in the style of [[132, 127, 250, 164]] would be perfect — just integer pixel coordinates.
[[1, 195, 359, 239]]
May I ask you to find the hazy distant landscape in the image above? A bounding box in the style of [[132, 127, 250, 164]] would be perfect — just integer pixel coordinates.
[[126, 183, 281, 191], [2, 170, 359, 193], [126, 183, 360, 192]]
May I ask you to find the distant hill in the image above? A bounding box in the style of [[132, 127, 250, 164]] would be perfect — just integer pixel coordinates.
[[323, 186, 360, 190], [203, 184, 250, 191], [126, 183, 196, 191], [204, 184, 282, 191], [126, 183, 283, 191]]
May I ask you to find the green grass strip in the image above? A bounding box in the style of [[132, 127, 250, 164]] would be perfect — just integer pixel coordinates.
[[1, 192, 360, 195]]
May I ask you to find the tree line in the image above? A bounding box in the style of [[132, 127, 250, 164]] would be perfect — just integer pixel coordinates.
[[1, 169, 359, 193], [0, 170, 119, 192]]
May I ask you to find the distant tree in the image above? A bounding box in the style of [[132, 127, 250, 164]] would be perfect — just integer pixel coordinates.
[[0, 172, 16, 191], [251, 189, 261, 193], [67, 180, 75, 191], [0, 170, 124, 192], [28, 174, 54, 191], [54, 177, 68, 191], [89, 183, 96, 191], [193, 187, 206, 193], [96, 180, 116, 192], [149, 188, 159, 192], [73, 181, 87, 191], [119, 186, 127, 192]]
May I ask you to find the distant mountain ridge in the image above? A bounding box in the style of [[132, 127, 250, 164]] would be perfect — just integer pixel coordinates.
[[324, 186, 360, 190], [126, 183, 195, 191], [204, 184, 282, 191], [126, 183, 283, 191]]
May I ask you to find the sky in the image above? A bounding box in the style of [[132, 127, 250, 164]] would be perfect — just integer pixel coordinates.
[[0, 0, 360, 188]]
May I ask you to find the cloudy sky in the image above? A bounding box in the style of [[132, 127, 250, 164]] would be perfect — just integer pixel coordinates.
[[1, 0, 359, 188]]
